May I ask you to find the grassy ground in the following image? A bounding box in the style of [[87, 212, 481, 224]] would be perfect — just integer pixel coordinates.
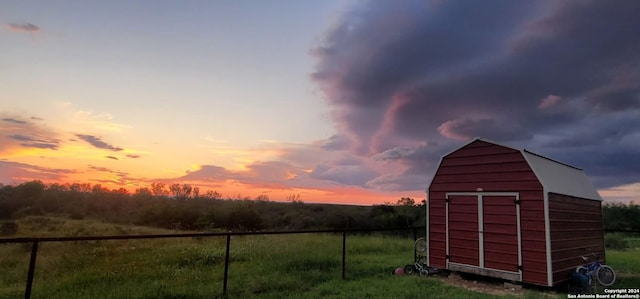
[[606, 250, 640, 289], [1, 217, 638, 299]]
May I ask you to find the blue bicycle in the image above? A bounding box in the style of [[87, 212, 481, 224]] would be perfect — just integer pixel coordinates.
[[575, 248, 616, 286]]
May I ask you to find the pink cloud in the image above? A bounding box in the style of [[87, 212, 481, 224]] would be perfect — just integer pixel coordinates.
[[0, 160, 76, 184], [539, 95, 562, 109], [437, 119, 474, 140], [371, 93, 413, 153]]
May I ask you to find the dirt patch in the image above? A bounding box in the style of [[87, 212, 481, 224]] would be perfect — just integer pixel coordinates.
[[437, 272, 523, 296], [432, 272, 562, 298]]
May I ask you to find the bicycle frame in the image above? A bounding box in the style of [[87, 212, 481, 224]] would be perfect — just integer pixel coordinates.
[[583, 258, 602, 273], [580, 249, 602, 274]]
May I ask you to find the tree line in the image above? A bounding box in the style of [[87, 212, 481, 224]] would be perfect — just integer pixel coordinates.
[[0, 181, 424, 233]]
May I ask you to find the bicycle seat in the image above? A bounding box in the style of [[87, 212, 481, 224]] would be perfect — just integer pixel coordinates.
[[581, 256, 588, 262]]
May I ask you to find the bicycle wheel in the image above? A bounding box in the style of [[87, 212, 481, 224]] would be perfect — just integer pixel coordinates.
[[575, 266, 588, 275], [596, 265, 616, 286], [415, 237, 427, 252], [404, 264, 416, 274]]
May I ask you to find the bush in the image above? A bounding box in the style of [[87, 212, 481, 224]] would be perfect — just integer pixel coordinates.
[[605, 233, 630, 250], [0, 221, 18, 236], [69, 210, 85, 220]]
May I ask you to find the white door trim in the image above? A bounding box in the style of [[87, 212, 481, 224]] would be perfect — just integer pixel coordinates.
[[446, 192, 522, 281]]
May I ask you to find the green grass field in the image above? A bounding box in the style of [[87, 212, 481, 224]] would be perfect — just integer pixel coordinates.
[[1, 217, 638, 299]]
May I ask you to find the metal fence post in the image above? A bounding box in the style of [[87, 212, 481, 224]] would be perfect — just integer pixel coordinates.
[[223, 233, 231, 296], [25, 241, 39, 299], [342, 231, 346, 279], [413, 228, 417, 262]]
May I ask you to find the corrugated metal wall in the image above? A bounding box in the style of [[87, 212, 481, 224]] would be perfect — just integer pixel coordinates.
[[448, 195, 480, 266], [549, 193, 605, 285], [518, 189, 548, 286], [483, 195, 518, 272]]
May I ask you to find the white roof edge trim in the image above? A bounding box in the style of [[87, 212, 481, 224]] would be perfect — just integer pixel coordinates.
[[426, 155, 444, 193]]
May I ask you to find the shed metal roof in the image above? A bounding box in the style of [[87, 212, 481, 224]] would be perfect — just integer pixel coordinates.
[[521, 149, 602, 201]]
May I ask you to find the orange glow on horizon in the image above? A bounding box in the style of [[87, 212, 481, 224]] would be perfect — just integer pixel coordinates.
[[5, 173, 424, 205]]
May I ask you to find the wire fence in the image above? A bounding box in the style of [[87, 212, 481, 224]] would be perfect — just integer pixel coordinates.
[[0, 226, 425, 299]]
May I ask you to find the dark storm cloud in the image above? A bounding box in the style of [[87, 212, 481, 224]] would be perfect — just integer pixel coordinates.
[[312, 0, 640, 190], [76, 134, 123, 151]]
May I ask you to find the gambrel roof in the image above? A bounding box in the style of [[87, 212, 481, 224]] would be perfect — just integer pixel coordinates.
[[521, 149, 602, 201]]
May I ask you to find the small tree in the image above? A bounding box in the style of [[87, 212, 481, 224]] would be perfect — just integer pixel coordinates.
[[150, 183, 166, 197], [169, 183, 192, 200], [203, 190, 222, 200], [287, 193, 303, 204], [255, 193, 270, 201], [397, 197, 415, 206]]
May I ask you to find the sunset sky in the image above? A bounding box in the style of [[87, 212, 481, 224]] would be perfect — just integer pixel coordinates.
[[1, 0, 639, 205]]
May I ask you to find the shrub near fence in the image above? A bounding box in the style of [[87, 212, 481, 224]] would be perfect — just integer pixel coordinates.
[[0, 226, 424, 299], [0, 221, 18, 236], [605, 231, 640, 250]]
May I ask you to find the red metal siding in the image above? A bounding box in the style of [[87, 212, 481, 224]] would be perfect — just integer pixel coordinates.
[[448, 195, 479, 266], [519, 190, 548, 286], [549, 193, 605, 285], [483, 196, 518, 272], [428, 140, 548, 286], [428, 191, 447, 268]]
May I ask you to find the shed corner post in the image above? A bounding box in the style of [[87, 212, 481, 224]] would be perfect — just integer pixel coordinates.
[[543, 192, 553, 286], [425, 193, 429, 266]]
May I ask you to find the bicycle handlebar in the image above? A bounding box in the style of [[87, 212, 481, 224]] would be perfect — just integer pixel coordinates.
[[580, 247, 599, 259]]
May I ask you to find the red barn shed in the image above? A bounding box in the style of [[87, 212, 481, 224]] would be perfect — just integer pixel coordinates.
[[426, 138, 605, 287]]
